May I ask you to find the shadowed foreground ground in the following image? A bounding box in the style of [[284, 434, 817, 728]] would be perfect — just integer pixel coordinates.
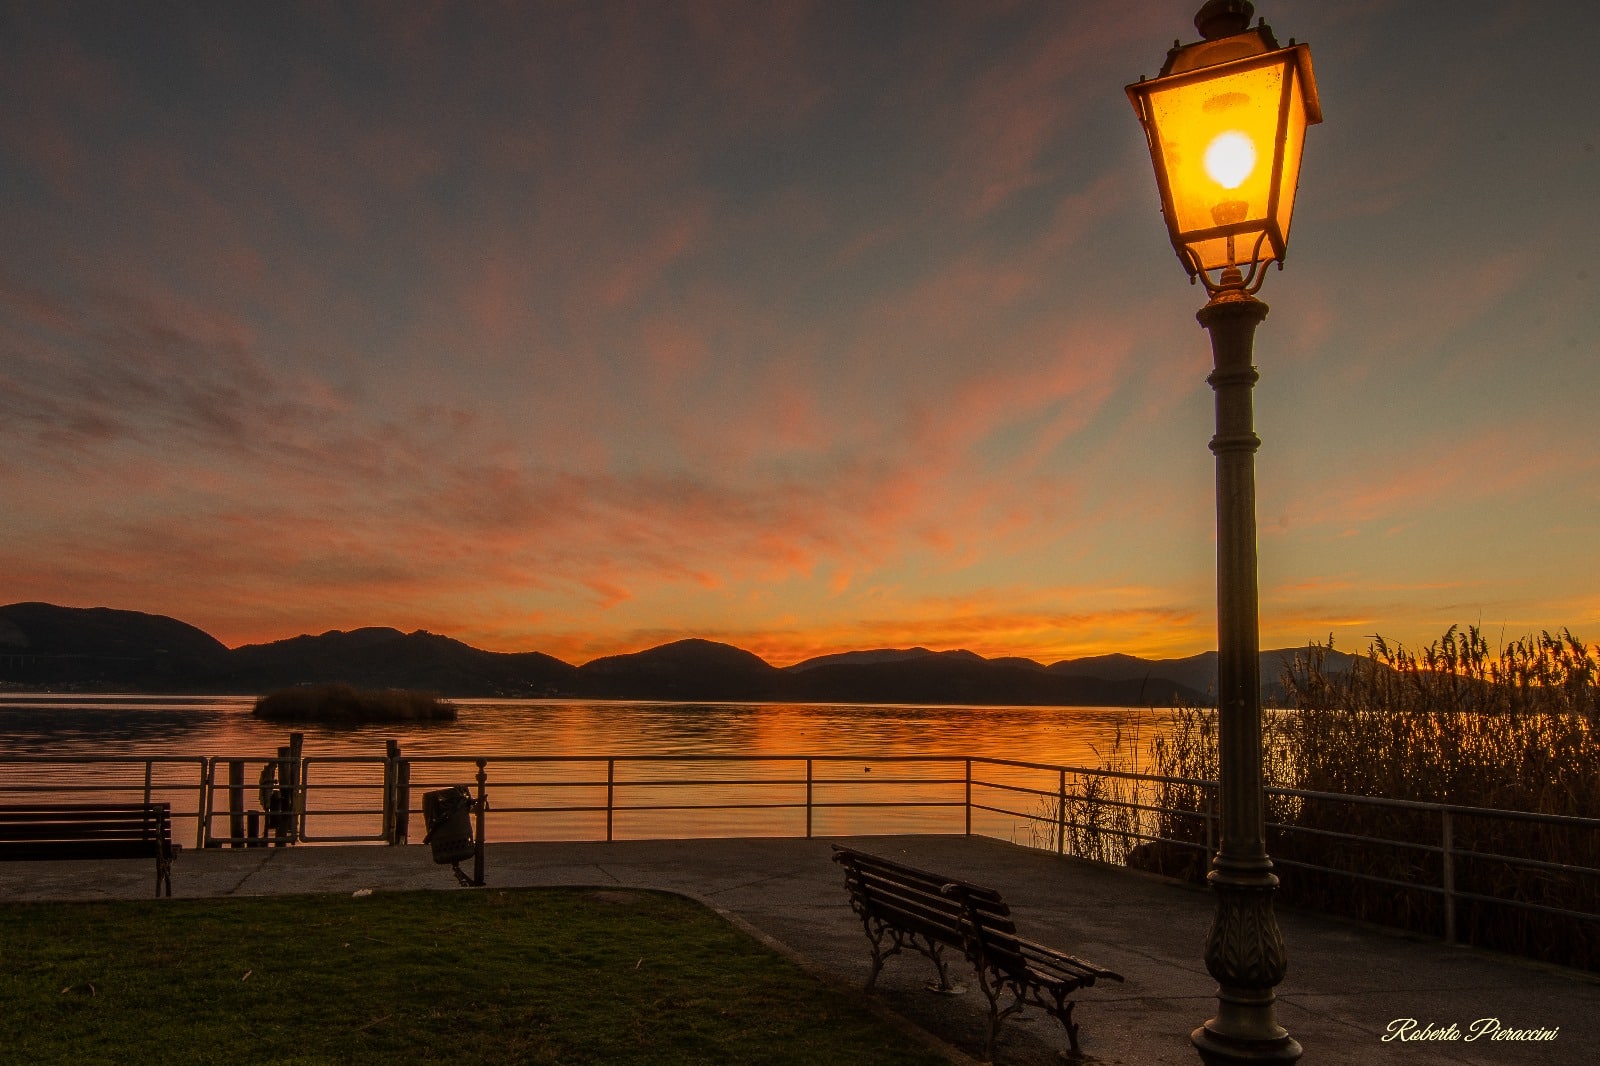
[[2, 835, 1593, 1065]]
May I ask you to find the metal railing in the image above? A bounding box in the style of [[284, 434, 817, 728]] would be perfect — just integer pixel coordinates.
[[960, 757, 1600, 948], [0, 755, 211, 849], [1, 749, 1594, 953]]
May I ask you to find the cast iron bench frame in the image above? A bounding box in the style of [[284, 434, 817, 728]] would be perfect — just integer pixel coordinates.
[[833, 845, 1123, 1059], [0, 802, 178, 897]]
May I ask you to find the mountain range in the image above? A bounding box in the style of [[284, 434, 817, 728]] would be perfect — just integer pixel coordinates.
[[0, 602, 1356, 706]]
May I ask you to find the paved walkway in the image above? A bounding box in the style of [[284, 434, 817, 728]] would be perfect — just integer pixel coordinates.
[[3, 835, 1594, 1065]]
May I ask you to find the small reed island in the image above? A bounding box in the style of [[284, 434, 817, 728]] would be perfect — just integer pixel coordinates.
[[252, 683, 457, 723]]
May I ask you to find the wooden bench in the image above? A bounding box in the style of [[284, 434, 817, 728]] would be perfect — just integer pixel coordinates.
[[833, 846, 1123, 1059], [0, 803, 179, 897]]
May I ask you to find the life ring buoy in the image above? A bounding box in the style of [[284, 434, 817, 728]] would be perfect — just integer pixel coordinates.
[[258, 761, 289, 811]]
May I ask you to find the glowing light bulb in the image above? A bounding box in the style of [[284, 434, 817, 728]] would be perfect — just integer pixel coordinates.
[[1204, 131, 1256, 189]]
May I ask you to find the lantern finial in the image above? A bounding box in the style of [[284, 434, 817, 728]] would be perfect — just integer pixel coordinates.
[[1194, 0, 1254, 40]]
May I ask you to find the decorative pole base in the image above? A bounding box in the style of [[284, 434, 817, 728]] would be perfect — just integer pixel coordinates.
[[1193, 1027, 1304, 1066]]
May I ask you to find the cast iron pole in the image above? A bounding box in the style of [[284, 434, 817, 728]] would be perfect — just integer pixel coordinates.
[[1192, 286, 1301, 1065]]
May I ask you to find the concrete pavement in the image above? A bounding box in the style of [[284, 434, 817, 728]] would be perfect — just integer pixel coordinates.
[[2, 835, 1594, 1065]]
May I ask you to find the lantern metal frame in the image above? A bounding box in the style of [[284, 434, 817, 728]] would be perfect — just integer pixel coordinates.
[[1126, 22, 1321, 296]]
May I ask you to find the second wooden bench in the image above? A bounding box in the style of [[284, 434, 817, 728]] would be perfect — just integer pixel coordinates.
[[833, 845, 1123, 1060]]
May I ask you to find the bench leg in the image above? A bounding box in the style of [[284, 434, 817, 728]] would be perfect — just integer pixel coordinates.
[[926, 941, 958, 992], [974, 970, 1025, 1062], [1053, 997, 1082, 1059], [858, 921, 961, 995], [862, 918, 902, 991]]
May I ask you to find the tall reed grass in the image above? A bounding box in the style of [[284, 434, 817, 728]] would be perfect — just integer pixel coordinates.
[[1062, 627, 1599, 971]]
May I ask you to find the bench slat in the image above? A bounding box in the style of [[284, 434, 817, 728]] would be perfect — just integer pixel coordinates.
[[0, 840, 164, 861], [0, 825, 166, 842], [0, 803, 172, 812]]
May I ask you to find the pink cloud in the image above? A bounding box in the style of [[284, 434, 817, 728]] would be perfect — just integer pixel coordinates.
[[1270, 420, 1585, 539]]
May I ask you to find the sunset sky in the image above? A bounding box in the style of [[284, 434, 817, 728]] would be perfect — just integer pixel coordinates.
[[2, 1, 1597, 667]]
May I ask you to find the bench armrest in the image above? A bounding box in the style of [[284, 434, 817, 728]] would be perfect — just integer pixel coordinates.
[[1011, 934, 1124, 983]]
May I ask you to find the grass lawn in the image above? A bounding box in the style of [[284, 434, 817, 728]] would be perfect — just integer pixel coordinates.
[[0, 887, 948, 1065]]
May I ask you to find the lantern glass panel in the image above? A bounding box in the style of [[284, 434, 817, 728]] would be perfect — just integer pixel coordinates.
[[1142, 58, 1290, 270], [1273, 63, 1308, 252]]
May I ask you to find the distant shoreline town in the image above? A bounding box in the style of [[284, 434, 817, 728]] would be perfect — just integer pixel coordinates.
[[0, 601, 1351, 706]]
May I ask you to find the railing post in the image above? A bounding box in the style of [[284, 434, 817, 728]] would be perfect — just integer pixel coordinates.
[[395, 759, 411, 844], [196, 758, 212, 850], [383, 739, 400, 844], [805, 758, 814, 839], [1204, 788, 1217, 856], [606, 758, 616, 842], [965, 759, 973, 836], [1058, 770, 1067, 855], [1441, 808, 1456, 945]]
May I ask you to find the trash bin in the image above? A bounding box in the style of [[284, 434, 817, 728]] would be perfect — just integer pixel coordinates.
[[421, 785, 476, 865]]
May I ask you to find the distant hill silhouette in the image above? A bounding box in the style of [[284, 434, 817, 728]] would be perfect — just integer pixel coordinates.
[[0, 601, 1352, 705], [1047, 647, 1361, 703], [0, 602, 229, 688], [226, 627, 577, 696], [575, 638, 779, 701], [783, 649, 1191, 706], [788, 646, 956, 671]]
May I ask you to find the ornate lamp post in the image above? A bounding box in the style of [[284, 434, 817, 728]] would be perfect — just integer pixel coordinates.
[[1125, 2, 1320, 1063]]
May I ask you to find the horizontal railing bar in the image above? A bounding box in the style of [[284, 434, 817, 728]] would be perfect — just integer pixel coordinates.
[[806, 777, 967, 787], [600, 800, 964, 814], [476, 805, 612, 815], [1264, 785, 1600, 830], [0, 756, 208, 765], [606, 777, 810, 788], [1447, 890, 1600, 923], [1270, 856, 1446, 894], [1266, 821, 1440, 854], [970, 801, 1039, 820], [971, 780, 1057, 799], [0, 785, 197, 794], [408, 776, 970, 790], [566, 800, 812, 809], [1449, 849, 1600, 878], [971, 755, 1212, 787], [401, 753, 973, 764]]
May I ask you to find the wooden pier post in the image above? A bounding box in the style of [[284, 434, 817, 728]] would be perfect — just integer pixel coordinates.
[[272, 746, 291, 846], [383, 739, 398, 844], [396, 759, 411, 844], [227, 760, 245, 848], [473, 759, 487, 887]]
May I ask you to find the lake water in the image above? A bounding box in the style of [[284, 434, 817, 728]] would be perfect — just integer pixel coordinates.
[[0, 694, 1175, 846]]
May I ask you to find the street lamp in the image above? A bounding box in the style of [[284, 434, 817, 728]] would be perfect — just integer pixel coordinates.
[[1125, 2, 1320, 1064]]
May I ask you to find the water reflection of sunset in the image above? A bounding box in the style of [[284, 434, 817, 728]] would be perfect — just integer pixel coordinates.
[[0, 697, 1171, 843]]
